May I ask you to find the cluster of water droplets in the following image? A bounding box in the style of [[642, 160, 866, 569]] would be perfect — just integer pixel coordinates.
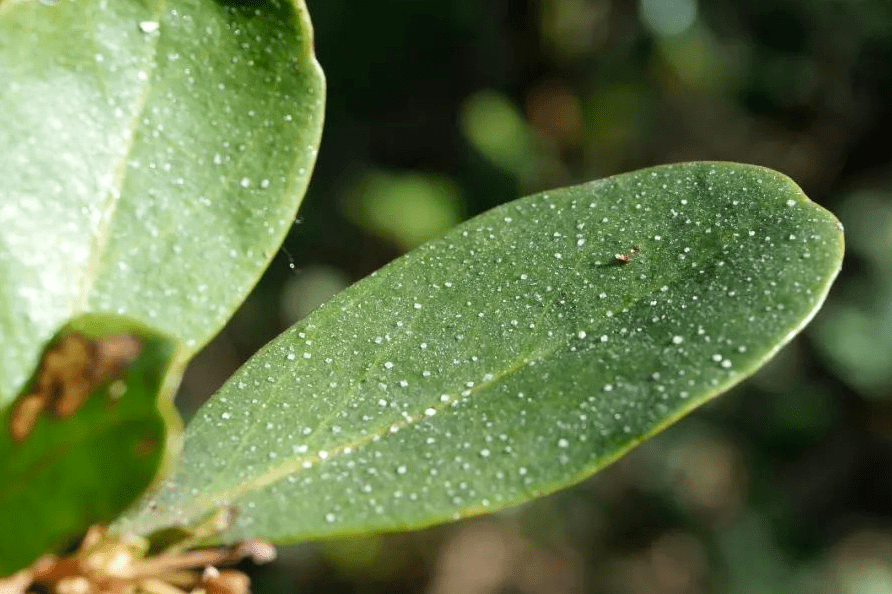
[[120, 164, 841, 541], [1, 0, 324, 398]]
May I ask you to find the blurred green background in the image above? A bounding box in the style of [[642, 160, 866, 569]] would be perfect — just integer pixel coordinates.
[[177, 0, 892, 592]]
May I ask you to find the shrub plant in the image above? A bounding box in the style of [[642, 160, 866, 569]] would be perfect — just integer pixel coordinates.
[[0, 0, 843, 592]]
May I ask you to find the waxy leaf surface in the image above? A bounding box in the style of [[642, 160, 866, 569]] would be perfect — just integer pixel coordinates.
[[119, 163, 844, 544], [0, 0, 325, 407], [0, 315, 177, 575]]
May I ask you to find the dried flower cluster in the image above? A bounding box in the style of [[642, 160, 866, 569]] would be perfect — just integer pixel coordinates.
[[0, 526, 275, 594]]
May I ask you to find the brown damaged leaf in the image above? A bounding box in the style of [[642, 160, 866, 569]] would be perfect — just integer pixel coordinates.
[[0, 315, 178, 575], [8, 332, 142, 443]]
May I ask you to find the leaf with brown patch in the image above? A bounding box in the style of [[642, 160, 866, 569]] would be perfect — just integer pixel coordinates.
[[8, 332, 143, 443], [0, 314, 179, 576]]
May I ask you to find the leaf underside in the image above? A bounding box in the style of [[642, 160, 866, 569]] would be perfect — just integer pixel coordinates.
[[118, 162, 843, 545]]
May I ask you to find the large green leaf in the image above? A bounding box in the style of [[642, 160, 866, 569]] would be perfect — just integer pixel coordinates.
[[118, 163, 843, 544], [0, 0, 325, 407], [0, 315, 178, 575]]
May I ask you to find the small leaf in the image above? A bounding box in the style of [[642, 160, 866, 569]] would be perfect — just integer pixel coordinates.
[[0, 315, 178, 575], [0, 0, 325, 407], [118, 163, 843, 544]]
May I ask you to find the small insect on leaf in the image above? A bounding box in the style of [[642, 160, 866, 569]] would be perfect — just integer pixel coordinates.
[[613, 245, 640, 264], [8, 332, 143, 443]]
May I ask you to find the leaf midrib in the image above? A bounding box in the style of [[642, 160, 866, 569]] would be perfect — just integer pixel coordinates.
[[73, 0, 168, 312], [151, 226, 617, 526]]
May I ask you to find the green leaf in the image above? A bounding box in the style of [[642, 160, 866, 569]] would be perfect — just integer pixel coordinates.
[[117, 163, 843, 544], [0, 0, 325, 407], [0, 314, 178, 575]]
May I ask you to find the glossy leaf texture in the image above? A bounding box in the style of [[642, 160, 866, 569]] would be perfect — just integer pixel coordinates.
[[0, 314, 178, 575], [0, 0, 325, 407], [118, 163, 844, 544]]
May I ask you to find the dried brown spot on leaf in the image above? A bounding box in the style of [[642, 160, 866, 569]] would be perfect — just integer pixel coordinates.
[[8, 332, 143, 443], [8, 393, 45, 445]]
